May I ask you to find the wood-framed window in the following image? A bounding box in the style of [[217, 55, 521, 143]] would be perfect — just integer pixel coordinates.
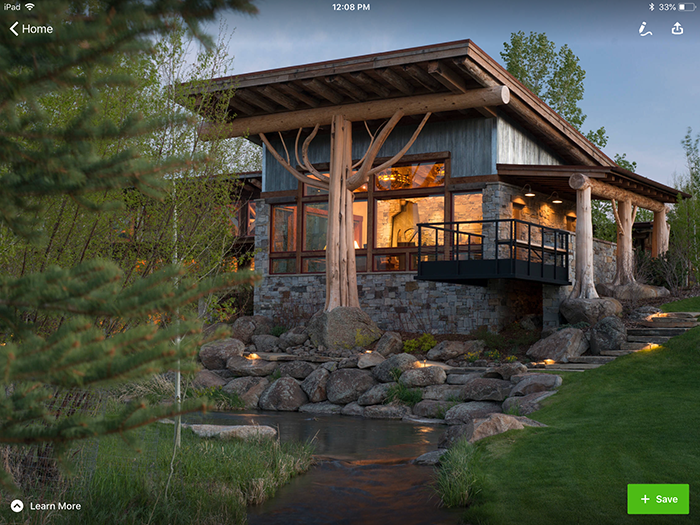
[[268, 152, 484, 274]]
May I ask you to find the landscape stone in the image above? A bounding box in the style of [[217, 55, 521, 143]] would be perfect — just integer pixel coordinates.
[[461, 378, 512, 402], [590, 316, 627, 356], [438, 422, 474, 449], [251, 334, 281, 354], [426, 341, 467, 361], [279, 360, 318, 380], [321, 362, 338, 373], [629, 305, 662, 321], [526, 327, 589, 363], [560, 297, 622, 326], [278, 327, 309, 349], [307, 307, 382, 350], [373, 353, 419, 383], [199, 338, 245, 370], [340, 401, 364, 417], [374, 331, 403, 357], [470, 413, 525, 442], [300, 368, 330, 403], [223, 377, 270, 409], [520, 314, 542, 331], [444, 401, 502, 424], [339, 356, 360, 368], [186, 424, 276, 441], [226, 356, 278, 377], [326, 369, 377, 404], [412, 400, 454, 419], [399, 366, 447, 387], [597, 282, 670, 301], [363, 404, 411, 419], [483, 362, 528, 381], [423, 384, 465, 401], [412, 449, 447, 466], [357, 383, 394, 406], [502, 391, 556, 415], [446, 373, 481, 385], [192, 369, 227, 389], [510, 374, 563, 396], [259, 377, 308, 411], [299, 401, 342, 415], [357, 352, 385, 369]]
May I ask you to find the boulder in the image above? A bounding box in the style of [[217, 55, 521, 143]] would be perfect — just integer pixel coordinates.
[[320, 361, 338, 373], [590, 316, 627, 356], [470, 413, 525, 442], [199, 338, 245, 370], [412, 450, 447, 466], [399, 366, 446, 388], [186, 424, 276, 441], [326, 369, 377, 404], [278, 327, 309, 349], [427, 341, 467, 361], [438, 422, 474, 449], [307, 307, 382, 349], [226, 356, 278, 377], [423, 384, 465, 401], [444, 401, 502, 424], [461, 378, 512, 402], [520, 314, 542, 331], [357, 352, 385, 369], [526, 327, 588, 363], [279, 360, 318, 380], [483, 362, 528, 381], [446, 373, 481, 385], [223, 377, 270, 409], [629, 305, 662, 321], [374, 331, 403, 357], [299, 401, 342, 415], [597, 282, 670, 301], [560, 297, 622, 326], [502, 391, 556, 416], [363, 404, 411, 419], [259, 377, 308, 411], [251, 334, 281, 354], [357, 383, 394, 406], [373, 354, 419, 383], [339, 355, 360, 368], [341, 401, 365, 417], [412, 400, 454, 419], [510, 373, 562, 396], [300, 368, 330, 403], [192, 369, 227, 389]]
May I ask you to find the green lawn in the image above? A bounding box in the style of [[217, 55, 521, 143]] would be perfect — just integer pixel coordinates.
[[661, 296, 700, 313], [442, 325, 700, 525]]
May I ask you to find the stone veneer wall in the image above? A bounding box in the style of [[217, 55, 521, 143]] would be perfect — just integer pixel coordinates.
[[253, 182, 617, 334]]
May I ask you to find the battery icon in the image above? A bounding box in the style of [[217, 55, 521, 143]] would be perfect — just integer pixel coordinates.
[[679, 3, 696, 10]]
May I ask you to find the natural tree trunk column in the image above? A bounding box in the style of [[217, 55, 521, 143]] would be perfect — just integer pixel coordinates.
[[325, 114, 359, 311], [569, 174, 599, 299], [652, 207, 670, 258], [612, 199, 636, 285]]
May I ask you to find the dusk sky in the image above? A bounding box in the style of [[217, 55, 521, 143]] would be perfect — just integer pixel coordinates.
[[210, 0, 699, 188]]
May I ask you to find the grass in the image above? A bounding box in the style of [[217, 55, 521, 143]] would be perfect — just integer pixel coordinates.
[[436, 324, 700, 525], [433, 439, 484, 507], [0, 422, 314, 525], [660, 295, 700, 312]]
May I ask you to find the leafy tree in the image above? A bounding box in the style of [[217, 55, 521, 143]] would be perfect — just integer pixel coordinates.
[[0, 0, 258, 491]]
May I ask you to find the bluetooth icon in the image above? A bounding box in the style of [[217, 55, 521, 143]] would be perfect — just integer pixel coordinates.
[[649, 2, 655, 10]]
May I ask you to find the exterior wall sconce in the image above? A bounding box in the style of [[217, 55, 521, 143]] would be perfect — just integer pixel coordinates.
[[523, 184, 536, 197], [550, 192, 563, 204]]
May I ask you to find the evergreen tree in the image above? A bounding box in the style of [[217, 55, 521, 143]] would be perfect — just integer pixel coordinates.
[[0, 0, 258, 491]]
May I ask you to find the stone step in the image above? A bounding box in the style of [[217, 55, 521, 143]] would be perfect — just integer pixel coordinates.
[[640, 319, 699, 329], [545, 363, 602, 370], [600, 350, 635, 357], [567, 356, 617, 365], [620, 342, 650, 351], [627, 335, 671, 343], [251, 352, 341, 363], [627, 327, 689, 337]]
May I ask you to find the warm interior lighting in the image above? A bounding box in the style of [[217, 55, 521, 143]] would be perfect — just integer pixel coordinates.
[[246, 353, 260, 360], [550, 192, 562, 204], [354, 240, 360, 249], [523, 184, 536, 198]]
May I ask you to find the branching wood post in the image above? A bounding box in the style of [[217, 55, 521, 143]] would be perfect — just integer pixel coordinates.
[[569, 174, 599, 299]]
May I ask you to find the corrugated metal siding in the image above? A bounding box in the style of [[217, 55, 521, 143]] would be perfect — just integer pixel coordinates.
[[496, 116, 563, 166], [263, 118, 496, 192]]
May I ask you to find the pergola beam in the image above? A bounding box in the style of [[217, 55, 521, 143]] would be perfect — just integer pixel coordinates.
[[569, 173, 665, 212], [202, 85, 510, 139]]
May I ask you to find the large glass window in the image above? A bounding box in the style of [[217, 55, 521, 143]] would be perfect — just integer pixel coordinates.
[[375, 161, 445, 191], [375, 196, 444, 248], [271, 205, 296, 252], [303, 201, 367, 251]]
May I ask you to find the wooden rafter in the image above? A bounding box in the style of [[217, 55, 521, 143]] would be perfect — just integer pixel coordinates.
[[303, 79, 344, 104], [350, 72, 391, 97], [428, 61, 468, 94], [236, 90, 276, 113], [376, 68, 414, 95], [326, 76, 368, 101], [403, 64, 443, 91], [278, 83, 321, 108], [260, 86, 298, 110]]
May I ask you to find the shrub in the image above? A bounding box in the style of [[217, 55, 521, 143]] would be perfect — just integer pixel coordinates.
[[403, 333, 437, 353], [434, 440, 484, 507], [386, 368, 423, 406], [271, 325, 287, 337], [484, 349, 501, 362], [466, 351, 481, 362]]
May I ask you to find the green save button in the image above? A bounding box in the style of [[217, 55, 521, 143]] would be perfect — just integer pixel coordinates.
[[628, 484, 689, 514]]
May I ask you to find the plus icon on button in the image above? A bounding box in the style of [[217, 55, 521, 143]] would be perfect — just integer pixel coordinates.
[[642, 495, 650, 503]]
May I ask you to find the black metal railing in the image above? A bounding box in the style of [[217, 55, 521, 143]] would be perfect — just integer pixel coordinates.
[[416, 219, 570, 285]]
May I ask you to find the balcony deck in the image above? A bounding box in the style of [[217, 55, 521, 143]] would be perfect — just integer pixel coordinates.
[[416, 219, 571, 286]]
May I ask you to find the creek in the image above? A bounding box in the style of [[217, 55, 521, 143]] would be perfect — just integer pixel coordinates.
[[191, 411, 464, 524]]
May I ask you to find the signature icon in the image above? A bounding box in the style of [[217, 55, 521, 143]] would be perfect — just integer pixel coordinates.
[[639, 21, 653, 36]]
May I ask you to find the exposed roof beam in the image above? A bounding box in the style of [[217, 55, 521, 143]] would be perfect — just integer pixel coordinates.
[[350, 72, 391, 97], [376, 68, 414, 95], [260, 86, 298, 110], [428, 61, 468, 94], [302, 79, 344, 104], [277, 83, 320, 108], [570, 174, 665, 212], [326, 75, 368, 101], [228, 96, 256, 115], [402, 64, 443, 91], [202, 86, 509, 139], [235, 90, 276, 113]]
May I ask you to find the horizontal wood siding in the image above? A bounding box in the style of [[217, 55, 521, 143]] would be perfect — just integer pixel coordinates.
[[496, 116, 563, 166], [263, 118, 495, 191]]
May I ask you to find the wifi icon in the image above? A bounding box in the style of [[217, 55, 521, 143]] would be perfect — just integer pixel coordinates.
[[25, 3, 35, 10]]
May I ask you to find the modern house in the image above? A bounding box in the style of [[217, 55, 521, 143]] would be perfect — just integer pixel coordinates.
[[184, 40, 684, 333]]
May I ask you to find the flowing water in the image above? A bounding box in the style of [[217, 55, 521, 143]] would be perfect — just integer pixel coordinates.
[[190, 411, 464, 524]]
